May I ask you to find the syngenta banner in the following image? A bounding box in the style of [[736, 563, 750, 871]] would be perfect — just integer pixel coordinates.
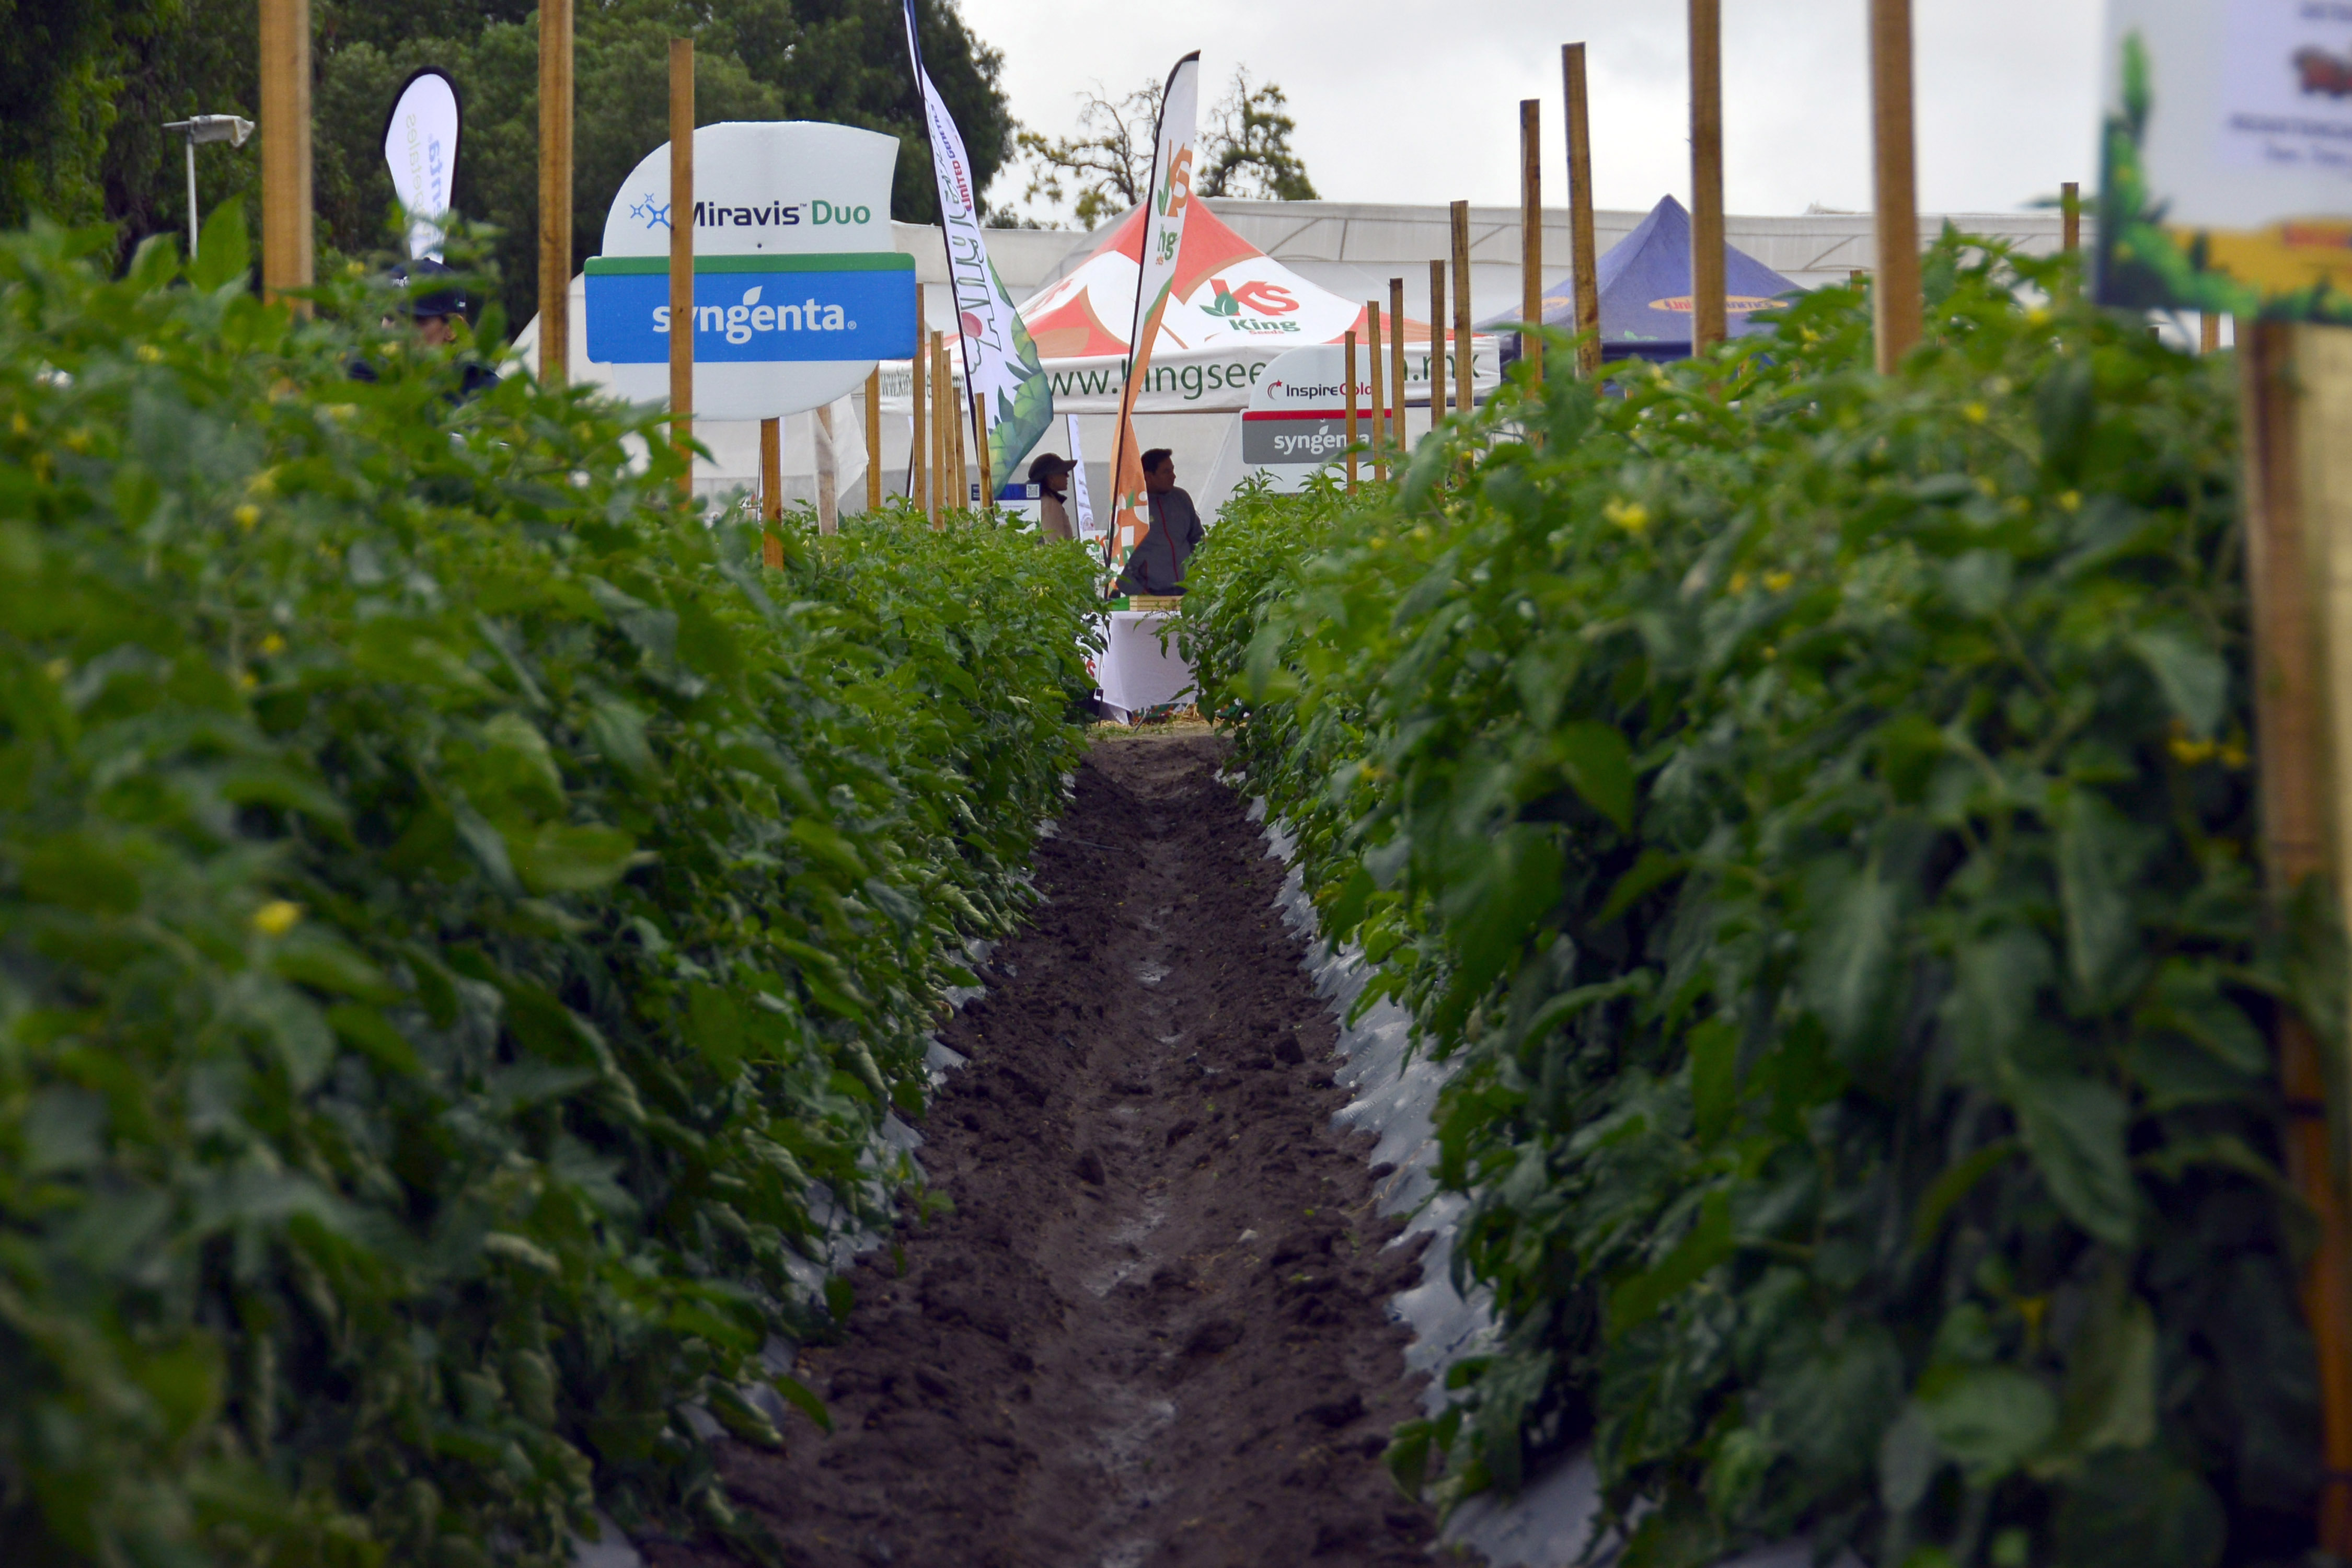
[[1108, 52, 1202, 562], [904, 0, 1052, 482], [585, 122, 917, 420], [382, 69, 459, 261], [1240, 344, 1364, 493]]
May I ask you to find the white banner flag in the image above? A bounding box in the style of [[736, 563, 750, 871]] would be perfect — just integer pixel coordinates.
[[1068, 412, 1098, 536], [1108, 52, 1202, 563], [382, 68, 460, 260], [904, 1, 1054, 485]]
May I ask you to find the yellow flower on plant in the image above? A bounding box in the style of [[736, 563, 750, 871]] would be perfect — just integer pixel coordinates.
[[2169, 734, 2218, 765], [260, 632, 286, 656], [234, 504, 260, 530], [1604, 498, 1651, 535], [136, 344, 165, 364], [43, 659, 67, 683], [1964, 402, 1988, 423], [1762, 570, 1794, 593], [1729, 570, 1750, 593], [251, 900, 303, 937], [2058, 491, 2081, 513]]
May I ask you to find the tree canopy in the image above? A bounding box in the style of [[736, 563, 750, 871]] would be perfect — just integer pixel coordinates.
[[9, 0, 1013, 326], [1017, 66, 1317, 229]]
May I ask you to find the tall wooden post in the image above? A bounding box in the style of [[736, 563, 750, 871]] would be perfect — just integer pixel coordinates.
[[912, 300, 929, 516], [1689, 0, 1727, 355], [1429, 260, 1448, 423], [971, 391, 993, 513], [947, 348, 965, 506], [1520, 98, 1544, 385], [1564, 44, 1601, 379], [866, 367, 884, 511], [1869, 0, 1922, 373], [1367, 303, 1387, 480], [258, 0, 312, 306], [1389, 276, 1409, 451], [668, 40, 695, 497], [2061, 180, 2081, 254], [759, 418, 783, 568], [537, 0, 574, 385], [2202, 314, 2221, 354], [928, 331, 946, 525], [2239, 320, 2352, 1558], [815, 403, 839, 535], [1345, 329, 1360, 494], [1450, 201, 1474, 415]]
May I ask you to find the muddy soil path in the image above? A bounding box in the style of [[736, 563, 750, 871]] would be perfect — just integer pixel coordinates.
[[647, 731, 1438, 1568]]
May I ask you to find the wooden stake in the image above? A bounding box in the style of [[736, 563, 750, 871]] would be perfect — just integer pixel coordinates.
[[258, 0, 312, 307], [1345, 329, 1359, 494], [1564, 44, 1601, 380], [1429, 260, 1448, 423], [971, 390, 993, 514], [668, 39, 694, 498], [537, 0, 574, 385], [1520, 98, 1544, 385], [1367, 303, 1387, 481], [815, 403, 839, 536], [866, 366, 883, 512], [930, 331, 948, 524], [1689, 0, 1727, 355], [2202, 314, 2221, 355], [912, 298, 929, 516], [2238, 319, 2352, 1558], [1869, 0, 1922, 373], [1389, 276, 1409, 452], [759, 417, 783, 568], [2061, 180, 2081, 255], [1450, 201, 1474, 415]]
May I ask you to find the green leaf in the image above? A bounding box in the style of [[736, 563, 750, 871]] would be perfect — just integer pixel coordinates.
[[508, 822, 638, 894], [2010, 1073, 2137, 1246], [1608, 1189, 1732, 1338], [788, 816, 868, 881], [2051, 1450, 2225, 1568], [1910, 1138, 2020, 1248], [2053, 1275, 2157, 1461], [2055, 786, 2141, 1007], [1688, 1020, 1737, 1147], [1800, 857, 1899, 1058], [1916, 1365, 2057, 1481], [1596, 849, 1680, 925], [1551, 720, 1634, 831], [2128, 627, 2226, 739]]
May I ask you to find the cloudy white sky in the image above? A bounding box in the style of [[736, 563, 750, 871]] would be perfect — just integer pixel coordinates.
[[961, 0, 2107, 223]]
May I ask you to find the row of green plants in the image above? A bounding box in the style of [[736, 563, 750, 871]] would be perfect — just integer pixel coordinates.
[[0, 211, 1098, 1565], [1182, 241, 2331, 1567]]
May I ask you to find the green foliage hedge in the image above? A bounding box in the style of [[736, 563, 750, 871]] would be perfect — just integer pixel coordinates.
[[0, 214, 1096, 1565], [1183, 241, 2333, 1568]]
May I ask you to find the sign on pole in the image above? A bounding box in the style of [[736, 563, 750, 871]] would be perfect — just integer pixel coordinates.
[[2100, 0, 2352, 320], [1106, 52, 1203, 569], [1240, 343, 1366, 493], [585, 121, 918, 420], [383, 68, 460, 260], [903, 0, 1054, 486], [1067, 412, 1099, 537]]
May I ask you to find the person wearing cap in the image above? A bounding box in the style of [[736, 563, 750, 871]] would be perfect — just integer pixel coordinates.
[[351, 258, 499, 398], [1030, 453, 1075, 541], [1114, 448, 1202, 597]]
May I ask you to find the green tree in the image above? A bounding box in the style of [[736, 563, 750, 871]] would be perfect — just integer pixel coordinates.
[[1017, 65, 1317, 229], [28, 0, 1014, 329]]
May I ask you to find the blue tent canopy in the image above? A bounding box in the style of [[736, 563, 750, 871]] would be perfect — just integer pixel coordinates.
[[1483, 194, 1800, 363]]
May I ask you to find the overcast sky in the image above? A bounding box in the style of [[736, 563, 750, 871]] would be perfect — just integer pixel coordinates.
[[961, 0, 2107, 223]]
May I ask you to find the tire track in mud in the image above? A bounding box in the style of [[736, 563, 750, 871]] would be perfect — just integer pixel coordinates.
[[647, 730, 1438, 1568]]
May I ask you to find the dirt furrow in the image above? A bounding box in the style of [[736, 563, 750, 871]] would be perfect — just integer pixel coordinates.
[[646, 730, 1437, 1568]]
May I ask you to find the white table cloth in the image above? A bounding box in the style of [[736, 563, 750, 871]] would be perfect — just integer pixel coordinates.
[[1091, 610, 1196, 721]]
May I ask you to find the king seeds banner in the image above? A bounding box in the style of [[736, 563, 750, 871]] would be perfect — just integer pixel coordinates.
[[1107, 51, 1203, 566], [904, 0, 1053, 486]]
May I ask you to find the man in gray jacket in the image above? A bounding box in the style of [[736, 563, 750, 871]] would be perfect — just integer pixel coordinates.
[[1115, 448, 1203, 596]]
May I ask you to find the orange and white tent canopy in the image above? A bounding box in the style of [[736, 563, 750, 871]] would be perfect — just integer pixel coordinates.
[[1018, 202, 1479, 414]]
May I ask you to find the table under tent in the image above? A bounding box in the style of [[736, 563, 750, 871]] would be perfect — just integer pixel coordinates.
[[1478, 193, 1803, 364]]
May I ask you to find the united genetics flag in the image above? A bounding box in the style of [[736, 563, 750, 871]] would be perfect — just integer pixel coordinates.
[[1108, 52, 1201, 565], [904, 0, 1053, 485]]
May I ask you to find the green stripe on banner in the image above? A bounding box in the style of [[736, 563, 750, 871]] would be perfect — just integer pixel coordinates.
[[584, 252, 915, 275]]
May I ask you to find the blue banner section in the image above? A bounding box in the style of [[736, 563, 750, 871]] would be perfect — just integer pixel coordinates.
[[585, 258, 918, 364]]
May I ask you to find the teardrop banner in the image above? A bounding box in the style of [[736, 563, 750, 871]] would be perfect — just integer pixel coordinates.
[[584, 121, 919, 420], [381, 68, 460, 261]]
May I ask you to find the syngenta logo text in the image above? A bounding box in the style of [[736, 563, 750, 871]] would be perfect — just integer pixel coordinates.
[[653, 286, 852, 342], [1270, 429, 1346, 458]]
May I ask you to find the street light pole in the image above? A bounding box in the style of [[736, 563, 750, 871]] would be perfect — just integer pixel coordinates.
[[162, 114, 255, 260]]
